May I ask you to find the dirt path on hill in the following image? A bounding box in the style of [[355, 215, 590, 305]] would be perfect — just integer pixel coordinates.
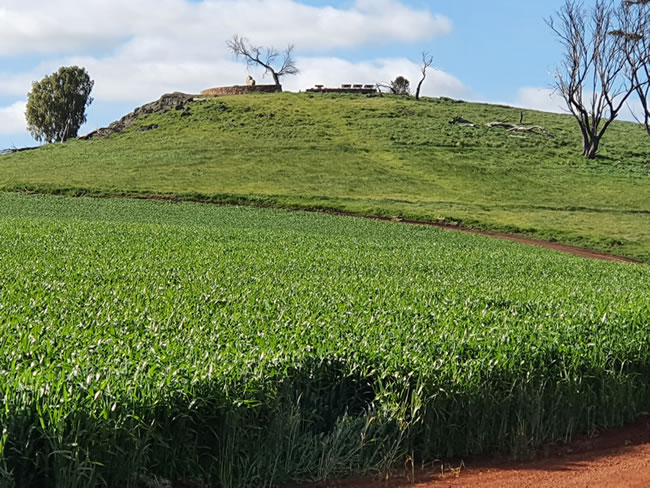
[[423, 223, 640, 264], [327, 213, 642, 264], [12, 191, 644, 264], [292, 416, 650, 488]]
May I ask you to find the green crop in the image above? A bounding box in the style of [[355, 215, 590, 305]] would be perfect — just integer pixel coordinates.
[[0, 193, 649, 487], [2, 93, 649, 262]]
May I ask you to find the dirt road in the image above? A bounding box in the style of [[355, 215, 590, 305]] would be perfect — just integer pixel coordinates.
[[294, 416, 650, 488], [356, 215, 642, 264]]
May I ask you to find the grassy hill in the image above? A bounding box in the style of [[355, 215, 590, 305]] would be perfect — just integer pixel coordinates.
[[1, 92, 649, 261]]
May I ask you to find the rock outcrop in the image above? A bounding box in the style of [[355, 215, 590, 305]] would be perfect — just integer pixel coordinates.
[[80, 92, 196, 140]]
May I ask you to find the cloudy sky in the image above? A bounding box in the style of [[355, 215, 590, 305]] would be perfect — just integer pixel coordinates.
[[0, 0, 573, 148]]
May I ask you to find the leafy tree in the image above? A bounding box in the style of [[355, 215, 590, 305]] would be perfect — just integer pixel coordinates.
[[390, 76, 411, 96], [226, 35, 299, 87], [25, 66, 94, 143]]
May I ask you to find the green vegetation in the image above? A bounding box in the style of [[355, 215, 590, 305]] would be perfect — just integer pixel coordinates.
[[1, 93, 649, 261], [1, 193, 648, 487], [25, 66, 94, 143]]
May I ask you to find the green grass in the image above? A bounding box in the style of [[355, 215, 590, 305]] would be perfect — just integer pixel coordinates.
[[1, 93, 649, 261], [1, 193, 649, 487]]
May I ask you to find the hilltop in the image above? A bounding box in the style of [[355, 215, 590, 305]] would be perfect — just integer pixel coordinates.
[[1, 92, 649, 261]]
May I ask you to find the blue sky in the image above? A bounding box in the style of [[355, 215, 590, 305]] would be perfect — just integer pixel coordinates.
[[0, 0, 572, 149]]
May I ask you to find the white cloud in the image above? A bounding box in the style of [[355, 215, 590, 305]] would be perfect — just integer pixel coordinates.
[[288, 57, 468, 99], [0, 0, 459, 115], [511, 86, 645, 123], [513, 87, 567, 114], [0, 0, 451, 57], [0, 54, 467, 106], [0, 102, 27, 135], [0, 71, 34, 98]]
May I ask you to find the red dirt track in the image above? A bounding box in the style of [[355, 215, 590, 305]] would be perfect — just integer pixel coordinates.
[[292, 417, 650, 488], [433, 225, 641, 264], [50, 192, 645, 264], [284, 212, 647, 488], [350, 215, 642, 264]]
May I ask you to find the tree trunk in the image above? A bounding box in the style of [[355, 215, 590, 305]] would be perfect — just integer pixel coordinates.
[[578, 123, 601, 159], [415, 77, 425, 101], [272, 72, 280, 87], [583, 135, 601, 159]]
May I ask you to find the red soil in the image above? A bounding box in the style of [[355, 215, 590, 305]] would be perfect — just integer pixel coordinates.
[[292, 416, 650, 488], [36, 193, 648, 487], [70, 193, 645, 264], [357, 215, 642, 264], [280, 212, 646, 488]]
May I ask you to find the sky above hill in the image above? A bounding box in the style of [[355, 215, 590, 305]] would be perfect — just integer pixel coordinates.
[[0, 0, 574, 148]]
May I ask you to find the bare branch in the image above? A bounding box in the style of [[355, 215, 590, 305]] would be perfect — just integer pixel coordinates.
[[486, 121, 553, 137], [547, 0, 636, 158], [379, 76, 410, 95], [415, 51, 434, 101], [277, 45, 299, 77], [614, 0, 650, 136], [226, 35, 299, 87]]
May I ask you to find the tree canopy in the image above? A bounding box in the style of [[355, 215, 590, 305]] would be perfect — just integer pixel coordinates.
[[390, 76, 411, 96], [25, 66, 94, 143]]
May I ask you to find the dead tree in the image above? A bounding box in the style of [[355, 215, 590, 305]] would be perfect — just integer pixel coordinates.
[[226, 35, 299, 87], [547, 0, 636, 159], [613, 0, 650, 137], [415, 51, 434, 101], [449, 116, 477, 127], [486, 121, 553, 137]]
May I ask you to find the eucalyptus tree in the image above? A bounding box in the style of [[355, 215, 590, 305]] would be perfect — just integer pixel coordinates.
[[25, 66, 94, 143]]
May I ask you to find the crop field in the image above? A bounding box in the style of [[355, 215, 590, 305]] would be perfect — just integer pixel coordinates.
[[2, 93, 649, 261], [0, 193, 649, 487]]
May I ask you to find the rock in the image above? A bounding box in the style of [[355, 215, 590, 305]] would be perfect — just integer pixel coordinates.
[[80, 92, 196, 140]]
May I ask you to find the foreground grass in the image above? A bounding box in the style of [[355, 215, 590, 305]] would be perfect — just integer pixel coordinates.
[[1, 93, 649, 261], [0, 193, 649, 487]]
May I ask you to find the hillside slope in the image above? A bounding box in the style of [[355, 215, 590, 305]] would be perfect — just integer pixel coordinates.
[[1, 93, 649, 260]]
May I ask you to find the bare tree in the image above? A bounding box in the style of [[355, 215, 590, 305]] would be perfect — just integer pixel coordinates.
[[547, 0, 636, 159], [226, 35, 299, 88], [613, 0, 650, 136], [415, 51, 434, 101]]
